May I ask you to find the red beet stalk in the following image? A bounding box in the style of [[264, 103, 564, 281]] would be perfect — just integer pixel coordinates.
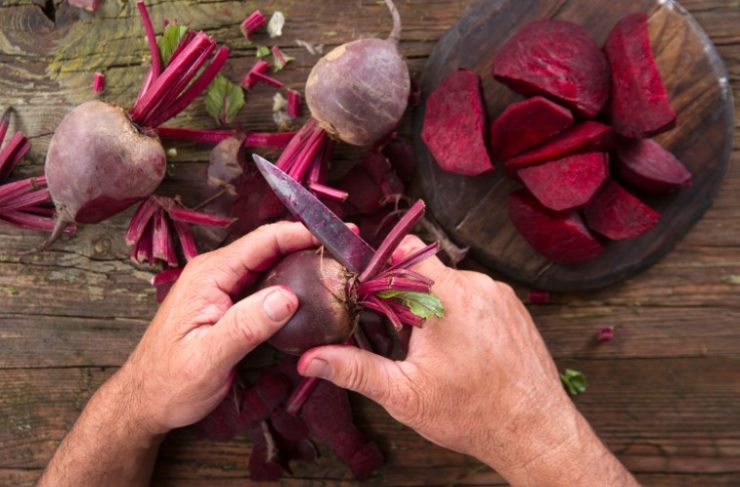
[[242, 59, 283, 89], [287, 89, 302, 119], [92, 72, 105, 93], [156, 127, 296, 149], [241, 10, 266, 39]]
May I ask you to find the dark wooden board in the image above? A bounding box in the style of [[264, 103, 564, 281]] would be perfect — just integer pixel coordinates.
[[414, 0, 734, 292]]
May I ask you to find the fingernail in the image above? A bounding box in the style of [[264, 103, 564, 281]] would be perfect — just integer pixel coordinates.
[[302, 358, 331, 379], [263, 287, 297, 322]]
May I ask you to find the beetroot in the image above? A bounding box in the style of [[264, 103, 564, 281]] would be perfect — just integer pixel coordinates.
[[259, 201, 442, 357], [421, 69, 493, 176], [615, 138, 692, 194], [509, 190, 604, 264], [271, 0, 410, 200], [583, 179, 660, 240], [518, 152, 609, 211], [493, 20, 610, 118], [249, 423, 284, 481], [381, 135, 416, 184], [42, 3, 228, 246], [505, 121, 614, 174], [604, 13, 676, 138], [262, 250, 356, 355], [490, 96, 574, 161]]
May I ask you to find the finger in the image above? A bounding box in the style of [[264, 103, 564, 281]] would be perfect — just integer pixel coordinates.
[[298, 345, 412, 411], [206, 221, 320, 295], [391, 235, 450, 284], [205, 286, 298, 367]]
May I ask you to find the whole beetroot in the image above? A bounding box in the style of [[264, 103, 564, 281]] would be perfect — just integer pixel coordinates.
[[46, 101, 166, 226], [261, 250, 358, 355], [272, 0, 410, 198]]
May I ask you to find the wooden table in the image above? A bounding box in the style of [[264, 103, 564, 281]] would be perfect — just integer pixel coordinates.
[[0, 1, 738, 485]]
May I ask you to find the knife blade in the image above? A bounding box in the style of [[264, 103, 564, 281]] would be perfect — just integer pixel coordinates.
[[252, 154, 376, 274]]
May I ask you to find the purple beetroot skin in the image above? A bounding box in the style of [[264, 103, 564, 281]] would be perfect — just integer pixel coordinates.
[[615, 138, 692, 194], [604, 13, 676, 137], [505, 121, 614, 174], [518, 152, 609, 211], [509, 190, 605, 264], [493, 20, 610, 118], [490, 96, 574, 161], [583, 179, 661, 240], [422, 69, 494, 176]]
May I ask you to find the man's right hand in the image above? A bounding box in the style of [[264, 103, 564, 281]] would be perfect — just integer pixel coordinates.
[[298, 236, 638, 486]]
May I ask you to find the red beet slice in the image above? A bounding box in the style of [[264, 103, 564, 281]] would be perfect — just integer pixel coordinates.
[[604, 13, 676, 137], [422, 69, 493, 176], [509, 190, 605, 264], [493, 20, 610, 118], [491, 96, 574, 161], [614, 138, 692, 194], [505, 121, 614, 174], [518, 152, 609, 211], [583, 180, 660, 240]]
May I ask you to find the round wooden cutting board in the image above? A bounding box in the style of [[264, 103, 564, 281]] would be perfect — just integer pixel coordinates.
[[413, 0, 734, 292]]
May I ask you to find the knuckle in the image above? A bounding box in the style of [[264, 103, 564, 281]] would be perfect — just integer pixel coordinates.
[[496, 281, 516, 298], [342, 356, 367, 391]]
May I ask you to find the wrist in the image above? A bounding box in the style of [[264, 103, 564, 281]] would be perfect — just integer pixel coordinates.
[[104, 364, 170, 441], [475, 394, 628, 486]]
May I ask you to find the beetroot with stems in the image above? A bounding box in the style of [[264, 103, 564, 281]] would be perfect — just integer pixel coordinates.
[[42, 1, 229, 246], [518, 152, 609, 212], [504, 121, 614, 174], [604, 13, 676, 138], [493, 20, 610, 118], [269, 0, 410, 199], [421, 68, 493, 176], [260, 200, 442, 356], [490, 96, 574, 161], [583, 179, 660, 240], [614, 138, 692, 194], [509, 190, 605, 264]]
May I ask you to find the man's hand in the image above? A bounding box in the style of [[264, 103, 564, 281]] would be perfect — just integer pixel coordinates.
[[38, 222, 318, 487], [121, 221, 319, 434], [298, 236, 638, 486]]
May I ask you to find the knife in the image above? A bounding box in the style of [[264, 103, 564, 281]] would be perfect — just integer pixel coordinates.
[[252, 154, 376, 274]]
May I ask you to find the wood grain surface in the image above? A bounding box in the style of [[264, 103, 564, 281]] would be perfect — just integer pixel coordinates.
[[414, 0, 734, 292], [0, 0, 739, 486]]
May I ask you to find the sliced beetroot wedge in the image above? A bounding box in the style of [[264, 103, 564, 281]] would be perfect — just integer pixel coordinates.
[[509, 190, 604, 264], [518, 152, 609, 211], [583, 180, 660, 240], [505, 121, 614, 174], [605, 13, 676, 137], [490, 96, 574, 161], [422, 69, 493, 176], [614, 138, 692, 194], [493, 20, 610, 118]]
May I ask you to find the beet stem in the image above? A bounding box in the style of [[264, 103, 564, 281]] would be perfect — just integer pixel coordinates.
[[167, 206, 232, 227], [156, 127, 233, 144], [359, 200, 425, 282], [0, 176, 46, 206], [92, 72, 105, 93], [384, 241, 439, 274], [357, 277, 429, 295], [0, 108, 11, 148], [244, 131, 297, 149], [308, 183, 348, 202], [241, 10, 266, 39], [242, 59, 270, 89], [0, 132, 30, 181], [361, 296, 402, 331], [0, 188, 50, 213], [287, 89, 301, 118], [173, 219, 198, 261], [151, 266, 184, 286], [125, 198, 158, 246], [0, 211, 68, 233], [150, 46, 230, 127], [136, 1, 163, 82], [251, 71, 284, 89], [285, 377, 320, 416]]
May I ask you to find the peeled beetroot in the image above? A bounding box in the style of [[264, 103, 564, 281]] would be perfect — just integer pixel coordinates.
[[505, 121, 614, 174], [615, 138, 692, 194], [605, 13, 676, 138], [493, 20, 610, 118], [422, 68, 493, 176], [583, 179, 660, 240], [490, 96, 574, 161], [46, 101, 166, 225], [509, 190, 604, 264], [518, 152, 609, 211]]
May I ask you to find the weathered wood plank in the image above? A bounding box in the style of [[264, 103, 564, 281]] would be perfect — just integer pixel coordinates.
[[0, 0, 738, 485]]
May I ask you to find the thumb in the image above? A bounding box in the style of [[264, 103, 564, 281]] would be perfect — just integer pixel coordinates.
[[206, 286, 298, 367], [297, 345, 409, 409]]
